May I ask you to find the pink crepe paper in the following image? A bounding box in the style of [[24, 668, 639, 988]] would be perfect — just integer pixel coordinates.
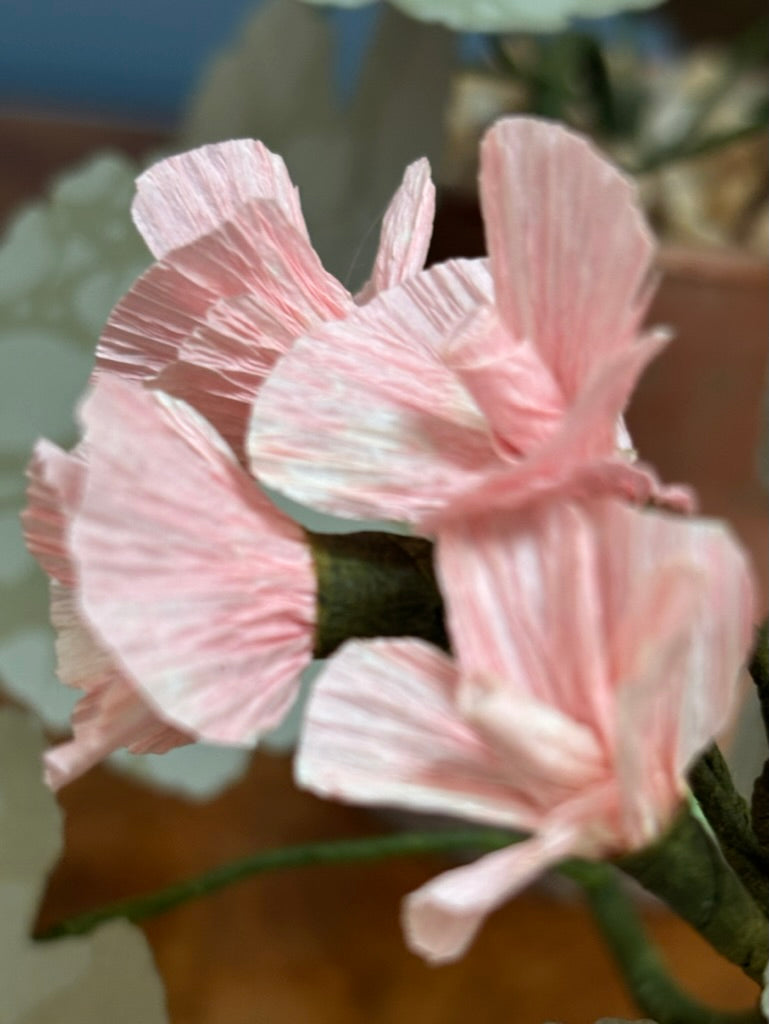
[[248, 117, 693, 527], [23, 441, 189, 788], [296, 498, 754, 963], [23, 376, 316, 784], [94, 142, 435, 460]]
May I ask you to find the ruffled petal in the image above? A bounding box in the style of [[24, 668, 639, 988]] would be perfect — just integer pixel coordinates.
[[96, 198, 350, 389], [296, 638, 547, 831], [133, 139, 310, 258], [433, 330, 687, 523], [444, 304, 565, 455], [356, 158, 435, 302], [403, 825, 578, 963], [479, 117, 656, 398], [437, 504, 615, 742], [595, 503, 755, 841], [248, 259, 499, 524], [44, 583, 189, 789], [71, 377, 316, 744], [22, 441, 85, 587]]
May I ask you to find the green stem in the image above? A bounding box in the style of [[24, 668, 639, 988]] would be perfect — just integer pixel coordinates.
[[749, 619, 769, 741], [689, 745, 769, 910], [36, 828, 513, 941], [309, 530, 447, 658], [617, 806, 768, 983], [566, 860, 765, 1024]]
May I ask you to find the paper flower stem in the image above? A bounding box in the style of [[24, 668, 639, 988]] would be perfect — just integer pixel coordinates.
[[310, 531, 448, 658], [566, 859, 765, 1024], [617, 805, 769, 983], [36, 827, 513, 941], [749, 619, 769, 741], [689, 744, 769, 910]]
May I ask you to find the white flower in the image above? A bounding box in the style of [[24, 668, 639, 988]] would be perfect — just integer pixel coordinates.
[[0, 708, 169, 1024], [296, 0, 666, 34]]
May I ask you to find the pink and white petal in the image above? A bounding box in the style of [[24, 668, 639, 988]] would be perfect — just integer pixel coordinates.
[[133, 139, 309, 259], [357, 158, 435, 302], [599, 504, 755, 789], [249, 259, 499, 525], [444, 304, 566, 455], [71, 377, 315, 745], [433, 330, 682, 523], [296, 638, 546, 832], [96, 199, 351, 386], [437, 504, 617, 743], [403, 824, 579, 963], [22, 441, 86, 587], [45, 680, 189, 791], [480, 117, 656, 398], [155, 286, 348, 458], [457, 675, 606, 802]]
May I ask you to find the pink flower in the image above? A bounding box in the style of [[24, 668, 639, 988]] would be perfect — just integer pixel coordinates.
[[248, 117, 692, 528], [24, 376, 316, 786], [94, 140, 435, 461], [296, 498, 754, 962]]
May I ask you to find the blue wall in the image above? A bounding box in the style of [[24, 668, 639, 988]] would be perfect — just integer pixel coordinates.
[[0, 0, 373, 125]]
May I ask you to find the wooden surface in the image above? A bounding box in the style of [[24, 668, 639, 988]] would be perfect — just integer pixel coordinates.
[[1, 115, 765, 1023]]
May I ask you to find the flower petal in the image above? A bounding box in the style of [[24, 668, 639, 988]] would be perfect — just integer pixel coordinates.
[[437, 503, 615, 742], [480, 117, 656, 398], [22, 441, 85, 587], [403, 825, 578, 963], [71, 377, 316, 744], [96, 198, 350, 389], [43, 583, 190, 789], [133, 139, 309, 258], [435, 329, 688, 522], [296, 638, 546, 831], [356, 157, 435, 302], [597, 503, 755, 840], [248, 258, 499, 524]]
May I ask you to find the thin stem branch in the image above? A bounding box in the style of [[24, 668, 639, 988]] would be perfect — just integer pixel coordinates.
[[36, 828, 513, 941], [565, 860, 765, 1024]]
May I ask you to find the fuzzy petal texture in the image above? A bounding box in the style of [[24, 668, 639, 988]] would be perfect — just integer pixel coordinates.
[[133, 139, 310, 258], [249, 258, 504, 523], [96, 198, 351, 395], [357, 158, 435, 302], [71, 376, 316, 744], [480, 117, 656, 399]]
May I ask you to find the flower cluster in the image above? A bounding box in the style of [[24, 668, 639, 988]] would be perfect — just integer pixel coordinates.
[[24, 117, 754, 964]]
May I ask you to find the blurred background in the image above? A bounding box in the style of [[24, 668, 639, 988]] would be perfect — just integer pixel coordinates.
[[0, 1, 767, 1021]]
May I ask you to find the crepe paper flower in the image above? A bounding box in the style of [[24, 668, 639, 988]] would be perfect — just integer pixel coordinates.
[[296, 498, 754, 963], [23, 375, 316, 782], [94, 136, 435, 462], [248, 117, 693, 530], [0, 152, 252, 798], [297, 0, 666, 33], [0, 708, 169, 1023]]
